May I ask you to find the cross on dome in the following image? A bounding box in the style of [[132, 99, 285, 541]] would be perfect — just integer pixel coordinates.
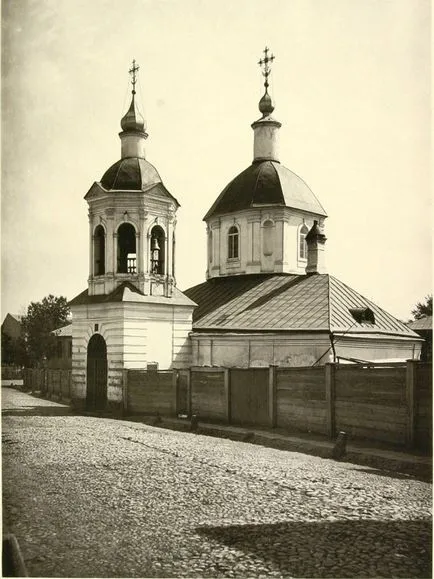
[[258, 46, 275, 89], [257, 46, 276, 117], [129, 59, 140, 94], [121, 59, 146, 134]]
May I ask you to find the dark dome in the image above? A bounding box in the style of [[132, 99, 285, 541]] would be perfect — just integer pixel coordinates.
[[258, 91, 274, 116], [100, 158, 161, 191], [204, 160, 327, 220], [121, 95, 146, 133]]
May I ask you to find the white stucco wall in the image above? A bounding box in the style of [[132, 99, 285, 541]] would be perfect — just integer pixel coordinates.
[[190, 331, 422, 368], [206, 208, 326, 279], [191, 332, 333, 368], [71, 298, 194, 405]]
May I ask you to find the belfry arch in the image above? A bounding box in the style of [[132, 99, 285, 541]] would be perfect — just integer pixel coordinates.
[[117, 223, 137, 274], [150, 225, 165, 274], [94, 225, 106, 275]]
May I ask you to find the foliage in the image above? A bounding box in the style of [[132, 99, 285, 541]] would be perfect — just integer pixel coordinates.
[[411, 295, 433, 320], [1, 332, 29, 367], [22, 295, 70, 367]]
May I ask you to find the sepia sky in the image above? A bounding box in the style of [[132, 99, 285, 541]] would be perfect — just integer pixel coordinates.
[[1, 0, 431, 321]]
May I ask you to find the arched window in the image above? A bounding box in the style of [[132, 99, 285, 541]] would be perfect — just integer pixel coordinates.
[[299, 224, 309, 260], [117, 223, 136, 273], [208, 230, 213, 263], [94, 225, 105, 275], [228, 225, 239, 259], [263, 220, 274, 256], [150, 225, 165, 274]]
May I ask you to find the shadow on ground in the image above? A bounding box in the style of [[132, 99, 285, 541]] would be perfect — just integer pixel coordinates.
[[2, 406, 75, 417], [197, 519, 432, 578], [348, 466, 431, 483]]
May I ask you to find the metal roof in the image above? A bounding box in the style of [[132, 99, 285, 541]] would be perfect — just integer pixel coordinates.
[[69, 281, 196, 308], [100, 158, 161, 191], [204, 161, 327, 220], [184, 274, 418, 338], [52, 324, 72, 337], [407, 316, 432, 331]]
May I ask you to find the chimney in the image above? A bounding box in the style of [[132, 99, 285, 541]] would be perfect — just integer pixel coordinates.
[[305, 220, 327, 275]]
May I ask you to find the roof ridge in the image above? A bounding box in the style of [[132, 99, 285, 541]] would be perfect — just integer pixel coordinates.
[[112, 158, 125, 190], [269, 161, 286, 205], [252, 161, 267, 206]]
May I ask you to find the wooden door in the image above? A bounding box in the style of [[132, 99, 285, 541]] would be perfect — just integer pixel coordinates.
[[86, 334, 107, 411]]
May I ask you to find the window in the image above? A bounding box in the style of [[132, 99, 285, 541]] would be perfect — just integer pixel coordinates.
[[117, 223, 137, 273], [299, 225, 309, 260], [208, 230, 213, 263], [349, 307, 375, 325], [263, 220, 274, 256], [228, 225, 239, 259], [150, 225, 165, 274], [68, 341, 72, 358], [56, 341, 63, 359], [94, 225, 105, 275]]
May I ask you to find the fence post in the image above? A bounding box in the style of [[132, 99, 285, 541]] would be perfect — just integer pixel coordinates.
[[186, 368, 192, 416], [268, 365, 277, 428], [224, 368, 231, 424], [325, 363, 336, 439], [68, 370, 72, 399], [172, 370, 178, 416], [122, 369, 129, 413], [405, 359, 416, 449]]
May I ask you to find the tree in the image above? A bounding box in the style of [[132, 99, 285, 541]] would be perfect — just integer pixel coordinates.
[[22, 295, 70, 367], [411, 295, 433, 320]]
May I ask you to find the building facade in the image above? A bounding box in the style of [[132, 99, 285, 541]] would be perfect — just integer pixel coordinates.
[[69, 63, 195, 411], [184, 48, 422, 366]]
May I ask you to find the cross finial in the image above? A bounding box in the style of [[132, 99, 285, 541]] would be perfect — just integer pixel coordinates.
[[129, 59, 140, 94], [258, 46, 275, 90]]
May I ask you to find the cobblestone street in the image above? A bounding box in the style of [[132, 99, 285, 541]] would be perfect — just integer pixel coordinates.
[[2, 388, 432, 578]]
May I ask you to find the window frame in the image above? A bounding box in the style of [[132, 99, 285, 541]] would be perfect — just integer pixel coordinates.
[[299, 224, 309, 261], [227, 225, 240, 260]]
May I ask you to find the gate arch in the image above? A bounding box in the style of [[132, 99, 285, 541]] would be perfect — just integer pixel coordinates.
[[86, 334, 107, 411]]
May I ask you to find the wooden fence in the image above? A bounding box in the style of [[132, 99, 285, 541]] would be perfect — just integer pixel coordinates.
[[22, 368, 72, 402], [125, 369, 175, 415], [125, 361, 431, 450], [21, 361, 432, 450], [1, 366, 23, 380]]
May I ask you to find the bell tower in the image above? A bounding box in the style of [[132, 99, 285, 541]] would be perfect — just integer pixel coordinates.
[[85, 60, 178, 298], [70, 61, 196, 412]]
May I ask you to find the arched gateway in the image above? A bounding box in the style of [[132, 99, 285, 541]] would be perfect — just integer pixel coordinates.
[[86, 334, 107, 411]]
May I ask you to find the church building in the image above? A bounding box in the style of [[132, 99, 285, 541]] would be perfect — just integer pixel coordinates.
[[184, 48, 421, 368], [69, 52, 421, 411]]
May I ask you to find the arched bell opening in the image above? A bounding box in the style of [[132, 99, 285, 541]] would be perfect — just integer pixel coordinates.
[[117, 223, 137, 274], [150, 225, 165, 274], [94, 225, 106, 276]]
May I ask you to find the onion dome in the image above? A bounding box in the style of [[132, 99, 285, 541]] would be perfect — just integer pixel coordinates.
[[100, 157, 161, 191], [120, 94, 146, 133], [258, 90, 274, 117], [204, 160, 327, 220]]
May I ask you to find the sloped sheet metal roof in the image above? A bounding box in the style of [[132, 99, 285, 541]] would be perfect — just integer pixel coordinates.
[[407, 316, 432, 331], [204, 161, 327, 220], [69, 281, 195, 308], [52, 324, 72, 337], [69, 281, 144, 306], [184, 274, 418, 338]]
